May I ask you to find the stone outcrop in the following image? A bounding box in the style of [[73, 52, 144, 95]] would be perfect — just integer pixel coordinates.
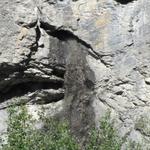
[[0, 0, 150, 148]]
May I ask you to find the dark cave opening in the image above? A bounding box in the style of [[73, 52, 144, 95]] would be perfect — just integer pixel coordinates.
[[52, 67, 66, 78], [49, 30, 74, 41], [115, 0, 135, 4], [0, 80, 64, 102]]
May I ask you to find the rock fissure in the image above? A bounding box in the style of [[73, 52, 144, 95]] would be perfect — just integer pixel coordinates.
[[40, 22, 100, 60], [0, 79, 64, 101], [115, 0, 136, 4]]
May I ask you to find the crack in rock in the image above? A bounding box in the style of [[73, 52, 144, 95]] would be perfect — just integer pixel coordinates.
[[115, 0, 137, 4]]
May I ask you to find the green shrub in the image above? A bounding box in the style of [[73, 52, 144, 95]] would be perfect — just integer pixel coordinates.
[[86, 111, 122, 150], [2, 105, 33, 150], [1, 105, 143, 150], [1, 105, 78, 150]]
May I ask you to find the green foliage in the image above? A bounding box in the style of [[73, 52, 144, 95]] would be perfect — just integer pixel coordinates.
[[2, 105, 33, 150], [1, 105, 78, 150], [1, 106, 144, 150], [32, 109, 79, 150], [86, 111, 122, 150]]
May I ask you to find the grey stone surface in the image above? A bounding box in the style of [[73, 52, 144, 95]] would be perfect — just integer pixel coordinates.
[[0, 0, 150, 148]]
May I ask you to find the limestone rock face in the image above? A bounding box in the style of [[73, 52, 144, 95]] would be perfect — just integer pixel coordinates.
[[0, 0, 150, 147]]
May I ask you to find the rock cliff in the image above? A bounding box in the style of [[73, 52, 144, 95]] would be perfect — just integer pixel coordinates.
[[0, 0, 150, 148]]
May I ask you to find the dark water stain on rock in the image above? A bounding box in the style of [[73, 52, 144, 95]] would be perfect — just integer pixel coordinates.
[[41, 25, 96, 146], [64, 39, 95, 147]]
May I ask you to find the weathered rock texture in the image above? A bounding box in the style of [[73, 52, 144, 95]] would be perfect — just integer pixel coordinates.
[[0, 0, 150, 148]]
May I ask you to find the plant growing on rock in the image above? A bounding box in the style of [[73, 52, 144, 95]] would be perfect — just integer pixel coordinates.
[[1, 104, 78, 150], [86, 111, 122, 150], [1, 105, 144, 150]]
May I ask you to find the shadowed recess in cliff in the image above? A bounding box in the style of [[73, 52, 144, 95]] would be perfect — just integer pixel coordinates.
[[40, 22, 100, 59], [115, 0, 136, 4], [0, 80, 64, 103]]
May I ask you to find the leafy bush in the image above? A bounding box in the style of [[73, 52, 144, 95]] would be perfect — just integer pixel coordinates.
[[2, 105, 33, 150], [1, 105, 143, 150], [86, 111, 122, 150], [1, 105, 78, 150]]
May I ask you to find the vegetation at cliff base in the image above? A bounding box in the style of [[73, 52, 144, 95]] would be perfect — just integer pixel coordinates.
[[1, 105, 78, 150], [0, 105, 142, 150], [86, 111, 122, 150]]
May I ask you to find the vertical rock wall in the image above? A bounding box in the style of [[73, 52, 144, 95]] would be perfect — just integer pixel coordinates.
[[0, 0, 150, 147]]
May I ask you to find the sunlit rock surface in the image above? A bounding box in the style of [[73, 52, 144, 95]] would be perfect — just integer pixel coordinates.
[[0, 0, 150, 148]]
